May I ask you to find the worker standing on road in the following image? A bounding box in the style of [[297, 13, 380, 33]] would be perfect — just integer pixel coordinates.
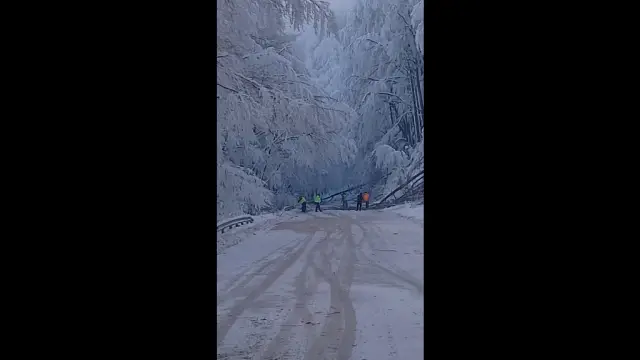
[[356, 192, 363, 211], [363, 191, 370, 209], [341, 193, 348, 210], [298, 195, 307, 213], [314, 194, 322, 212]]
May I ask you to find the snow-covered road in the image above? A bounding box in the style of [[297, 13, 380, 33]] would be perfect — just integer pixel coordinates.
[[217, 206, 424, 360]]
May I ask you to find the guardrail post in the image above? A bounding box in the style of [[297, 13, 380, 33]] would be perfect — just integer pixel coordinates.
[[217, 215, 255, 233]]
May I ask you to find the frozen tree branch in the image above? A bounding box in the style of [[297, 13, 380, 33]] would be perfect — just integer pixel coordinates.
[[376, 92, 408, 104], [397, 12, 416, 37]]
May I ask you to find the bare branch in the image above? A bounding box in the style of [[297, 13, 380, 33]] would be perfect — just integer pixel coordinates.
[[365, 38, 384, 47], [317, 106, 348, 114], [349, 75, 406, 84], [397, 12, 416, 37], [307, 0, 332, 17], [314, 94, 339, 102], [217, 83, 239, 93], [376, 92, 408, 104]]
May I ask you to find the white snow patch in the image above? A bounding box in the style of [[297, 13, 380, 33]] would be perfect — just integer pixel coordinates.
[[350, 284, 423, 360], [217, 211, 305, 254], [383, 203, 424, 222], [217, 228, 306, 294]]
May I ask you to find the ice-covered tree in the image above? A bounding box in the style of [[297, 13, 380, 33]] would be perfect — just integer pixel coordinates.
[[216, 0, 424, 216], [307, 0, 424, 195], [217, 0, 355, 217]]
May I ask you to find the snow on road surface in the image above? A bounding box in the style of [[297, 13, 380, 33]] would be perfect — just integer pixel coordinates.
[[385, 203, 425, 226], [217, 206, 424, 360]]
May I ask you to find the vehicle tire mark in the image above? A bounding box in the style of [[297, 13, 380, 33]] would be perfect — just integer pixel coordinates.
[[217, 238, 306, 306], [259, 229, 333, 360], [353, 220, 423, 294], [304, 217, 357, 360], [217, 232, 316, 347]]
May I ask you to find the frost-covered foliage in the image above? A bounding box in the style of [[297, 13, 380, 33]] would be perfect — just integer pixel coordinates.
[[411, 0, 424, 56], [217, 0, 355, 217], [303, 0, 425, 196], [372, 132, 424, 197], [217, 0, 424, 217]]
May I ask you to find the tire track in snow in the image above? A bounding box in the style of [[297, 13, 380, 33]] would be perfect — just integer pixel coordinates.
[[337, 218, 357, 360], [365, 222, 423, 293], [217, 238, 305, 306], [258, 230, 332, 360], [353, 221, 423, 295], [217, 232, 316, 347], [304, 216, 357, 360], [218, 212, 420, 359]]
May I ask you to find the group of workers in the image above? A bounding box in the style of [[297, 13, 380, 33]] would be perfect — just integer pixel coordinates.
[[349, 191, 370, 211], [297, 191, 371, 213], [297, 194, 322, 213]]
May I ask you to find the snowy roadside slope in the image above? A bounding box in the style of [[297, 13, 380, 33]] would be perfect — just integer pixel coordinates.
[[217, 211, 309, 254], [383, 202, 424, 224]]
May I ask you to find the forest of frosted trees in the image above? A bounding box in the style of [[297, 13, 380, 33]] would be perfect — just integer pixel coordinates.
[[217, 0, 424, 217]]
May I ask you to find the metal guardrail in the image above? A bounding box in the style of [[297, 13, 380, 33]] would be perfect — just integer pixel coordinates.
[[217, 216, 254, 233]]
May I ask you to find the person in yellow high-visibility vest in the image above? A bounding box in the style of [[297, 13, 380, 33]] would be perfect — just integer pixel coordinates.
[[314, 194, 322, 212], [298, 195, 307, 213]]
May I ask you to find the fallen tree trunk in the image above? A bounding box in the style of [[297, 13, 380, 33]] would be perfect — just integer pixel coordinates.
[[322, 172, 393, 201], [394, 182, 424, 203], [373, 170, 425, 207]]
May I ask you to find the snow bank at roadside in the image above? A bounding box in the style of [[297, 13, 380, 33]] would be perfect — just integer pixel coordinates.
[[216, 210, 303, 254], [384, 202, 424, 222]]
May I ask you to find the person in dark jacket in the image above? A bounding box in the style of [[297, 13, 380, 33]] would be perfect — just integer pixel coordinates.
[[356, 192, 363, 211]]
